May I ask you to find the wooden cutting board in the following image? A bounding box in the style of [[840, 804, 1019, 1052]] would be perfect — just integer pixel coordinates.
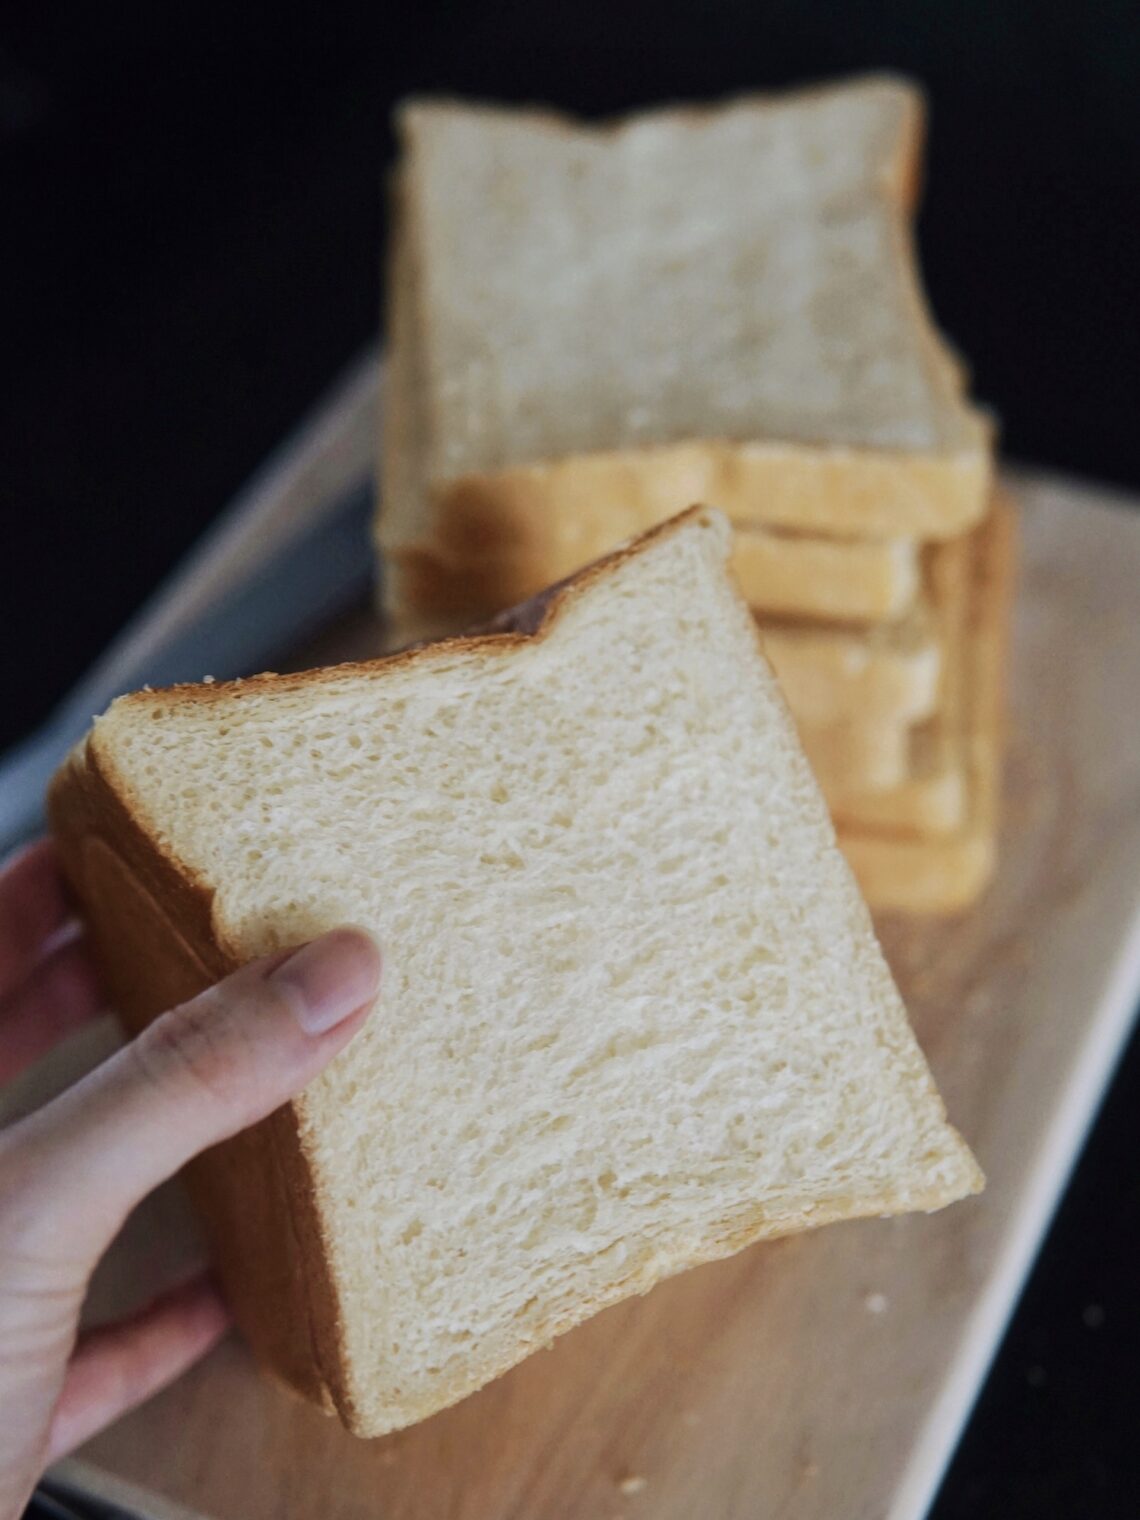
[[19, 468, 1140, 1520]]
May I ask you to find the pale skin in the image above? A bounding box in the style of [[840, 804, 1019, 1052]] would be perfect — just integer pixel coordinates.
[[0, 839, 383, 1520]]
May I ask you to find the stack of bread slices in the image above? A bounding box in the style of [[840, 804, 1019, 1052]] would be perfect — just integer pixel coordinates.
[[377, 76, 1015, 913]]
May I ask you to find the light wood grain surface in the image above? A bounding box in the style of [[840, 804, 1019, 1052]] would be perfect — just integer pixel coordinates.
[[11, 467, 1140, 1520]]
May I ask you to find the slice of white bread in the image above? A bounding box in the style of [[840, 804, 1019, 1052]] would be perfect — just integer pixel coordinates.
[[388, 524, 922, 627], [50, 506, 981, 1437], [379, 77, 993, 586], [829, 531, 973, 832], [759, 595, 941, 726], [838, 496, 1015, 912]]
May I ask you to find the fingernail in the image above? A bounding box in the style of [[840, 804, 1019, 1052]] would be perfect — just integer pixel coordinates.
[[270, 928, 382, 1035]]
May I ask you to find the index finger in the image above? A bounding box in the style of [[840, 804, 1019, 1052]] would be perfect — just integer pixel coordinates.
[[2, 928, 382, 1263], [0, 839, 77, 1000]]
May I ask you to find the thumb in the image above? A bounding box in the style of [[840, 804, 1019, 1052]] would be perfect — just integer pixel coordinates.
[[0, 927, 381, 1266]]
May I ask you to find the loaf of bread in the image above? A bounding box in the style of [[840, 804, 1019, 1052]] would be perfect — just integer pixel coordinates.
[[50, 507, 981, 1436], [379, 75, 994, 607]]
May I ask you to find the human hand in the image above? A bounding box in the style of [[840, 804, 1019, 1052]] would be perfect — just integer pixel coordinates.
[[0, 839, 382, 1520]]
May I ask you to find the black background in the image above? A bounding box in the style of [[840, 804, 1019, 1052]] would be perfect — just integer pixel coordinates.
[[3, 4, 1138, 1514]]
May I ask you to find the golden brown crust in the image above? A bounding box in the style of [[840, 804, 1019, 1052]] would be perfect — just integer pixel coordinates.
[[821, 531, 972, 825], [837, 491, 1018, 911], [47, 752, 350, 1414], [416, 435, 995, 550], [108, 505, 719, 713]]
